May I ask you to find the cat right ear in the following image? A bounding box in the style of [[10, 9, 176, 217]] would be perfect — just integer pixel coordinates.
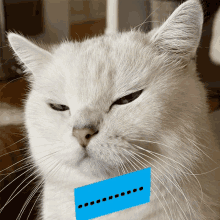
[[150, 0, 203, 65], [8, 33, 52, 75]]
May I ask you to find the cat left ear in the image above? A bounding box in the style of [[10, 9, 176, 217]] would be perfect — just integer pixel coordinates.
[[8, 33, 52, 75], [150, 0, 203, 64]]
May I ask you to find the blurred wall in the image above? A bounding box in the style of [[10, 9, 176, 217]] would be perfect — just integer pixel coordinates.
[[41, 0, 106, 43], [118, 0, 151, 32], [70, 0, 106, 24], [42, 0, 69, 43]]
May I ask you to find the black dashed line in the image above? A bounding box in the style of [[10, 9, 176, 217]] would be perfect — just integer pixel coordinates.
[[78, 186, 144, 209]]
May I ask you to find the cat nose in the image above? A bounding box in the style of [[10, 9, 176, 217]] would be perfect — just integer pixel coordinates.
[[72, 127, 99, 147]]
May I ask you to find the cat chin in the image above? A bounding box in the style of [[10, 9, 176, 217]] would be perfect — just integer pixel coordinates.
[[50, 152, 116, 181], [77, 156, 119, 179]]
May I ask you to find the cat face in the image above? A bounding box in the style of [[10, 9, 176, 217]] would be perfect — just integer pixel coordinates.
[[8, 0, 205, 182], [24, 33, 168, 179]]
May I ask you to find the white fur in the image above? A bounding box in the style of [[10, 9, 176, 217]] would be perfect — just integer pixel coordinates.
[[8, 0, 220, 219]]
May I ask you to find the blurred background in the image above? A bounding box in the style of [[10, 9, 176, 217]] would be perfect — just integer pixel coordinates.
[[1, 0, 220, 219]]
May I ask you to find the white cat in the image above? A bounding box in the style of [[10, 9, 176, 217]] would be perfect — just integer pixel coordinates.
[[8, 0, 220, 219]]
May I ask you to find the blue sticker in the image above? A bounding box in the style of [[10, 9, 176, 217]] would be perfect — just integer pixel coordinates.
[[74, 167, 151, 220]]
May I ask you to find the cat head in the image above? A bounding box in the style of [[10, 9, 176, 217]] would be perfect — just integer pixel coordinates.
[[8, 0, 206, 183]]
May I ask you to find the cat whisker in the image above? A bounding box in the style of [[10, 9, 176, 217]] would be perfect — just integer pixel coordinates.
[[120, 147, 174, 219], [1, 133, 62, 154], [0, 163, 31, 177], [109, 151, 123, 176], [115, 154, 126, 175], [16, 159, 62, 220], [121, 149, 174, 219], [26, 187, 44, 220], [132, 142, 220, 217], [129, 140, 193, 178], [0, 156, 30, 174], [203, 199, 220, 219], [147, 150, 218, 218], [130, 141, 204, 203], [0, 148, 27, 160], [122, 147, 193, 220], [137, 146, 205, 196], [0, 162, 37, 194], [132, 21, 161, 32], [150, 183, 172, 220], [121, 148, 145, 171], [0, 145, 60, 174], [0, 157, 57, 215], [16, 179, 44, 220], [120, 146, 180, 219], [0, 136, 28, 153], [0, 163, 32, 185], [185, 136, 220, 166], [0, 151, 59, 213], [120, 148, 140, 171], [135, 137, 219, 175], [128, 138, 220, 175], [132, 2, 163, 32], [115, 158, 123, 176], [0, 159, 28, 177], [0, 169, 41, 213], [98, 146, 124, 176], [118, 149, 137, 173], [0, 155, 45, 193]]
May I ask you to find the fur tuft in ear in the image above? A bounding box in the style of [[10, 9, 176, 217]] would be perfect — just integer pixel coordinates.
[[150, 0, 203, 63], [8, 33, 52, 75]]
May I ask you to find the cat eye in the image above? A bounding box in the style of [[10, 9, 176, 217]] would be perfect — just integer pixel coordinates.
[[48, 103, 69, 111], [112, 90, 143, 106]]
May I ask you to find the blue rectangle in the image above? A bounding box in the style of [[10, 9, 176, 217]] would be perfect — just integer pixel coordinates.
[[74, 167, 151, 220]]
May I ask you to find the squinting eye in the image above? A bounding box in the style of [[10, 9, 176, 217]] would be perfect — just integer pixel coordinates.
[[112, 90, 143, 106], [49, 103, 69, 111]]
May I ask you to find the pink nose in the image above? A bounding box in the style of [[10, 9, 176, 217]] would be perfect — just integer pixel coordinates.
[[72, 128, 98, 147]]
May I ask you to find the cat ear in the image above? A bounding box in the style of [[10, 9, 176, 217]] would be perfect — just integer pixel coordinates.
[[150, 0, 203, 64], [8, 33, 52, 75]]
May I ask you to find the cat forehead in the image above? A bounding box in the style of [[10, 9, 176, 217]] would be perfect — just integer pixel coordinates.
[[50, 32, 152, 101], [52, 32, 151, 67]]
